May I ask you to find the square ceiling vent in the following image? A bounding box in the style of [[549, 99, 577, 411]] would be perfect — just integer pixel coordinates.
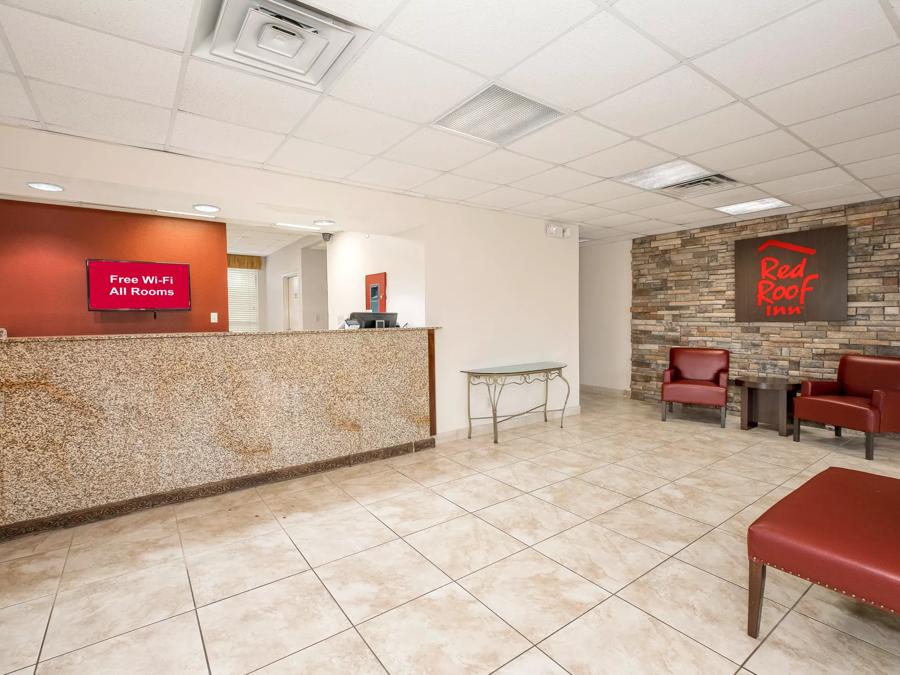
[[434, 85, 563, 145]]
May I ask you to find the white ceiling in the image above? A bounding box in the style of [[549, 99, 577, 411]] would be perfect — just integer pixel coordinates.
[[0, 0, 899, 245]]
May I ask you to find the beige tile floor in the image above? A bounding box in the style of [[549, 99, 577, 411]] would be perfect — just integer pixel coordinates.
[[3, 392, 900, 674]]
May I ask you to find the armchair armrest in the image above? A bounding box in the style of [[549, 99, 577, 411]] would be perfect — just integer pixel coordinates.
[[801, 380, 841, 396], [872, 389, 900, 417], [663, 367, 676, 384], [717, 370, 729, 388]]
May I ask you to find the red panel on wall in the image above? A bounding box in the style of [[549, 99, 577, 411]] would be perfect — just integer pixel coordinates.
[[0, 199, 228, 337], [365, 272, 387, 313]]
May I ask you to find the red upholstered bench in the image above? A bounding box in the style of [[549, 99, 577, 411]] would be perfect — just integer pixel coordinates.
[[746, 467, 900, 638]]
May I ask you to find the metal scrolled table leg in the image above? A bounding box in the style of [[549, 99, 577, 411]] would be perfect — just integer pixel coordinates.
[[557, 368, 571, 428], [466, 375, 473, 439]]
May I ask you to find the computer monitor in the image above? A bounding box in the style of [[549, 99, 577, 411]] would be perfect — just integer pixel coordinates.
[[348, 312, 398, 328]]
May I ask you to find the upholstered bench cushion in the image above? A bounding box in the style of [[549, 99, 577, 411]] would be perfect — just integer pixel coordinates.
[[748, 467, 900, 614]]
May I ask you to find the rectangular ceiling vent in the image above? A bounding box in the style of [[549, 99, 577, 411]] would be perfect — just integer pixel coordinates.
[[195, 0, 370, 91], [658, 173, 738, 198], [434, 85, 563, 145]]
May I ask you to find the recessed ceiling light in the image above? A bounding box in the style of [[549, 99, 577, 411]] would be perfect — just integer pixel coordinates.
[[156, 209, 216, 218], [716, 198, 791, 215], [192, 203, 220, 213], [313, 219, 336, 228], [276, 222, 321, 230], [434, 84, 563, 145], [27, 181, 64, 192], [617, 160, 711, 190]]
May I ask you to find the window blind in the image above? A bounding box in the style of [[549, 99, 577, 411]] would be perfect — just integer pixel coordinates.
[[227, 267, 260, 333]]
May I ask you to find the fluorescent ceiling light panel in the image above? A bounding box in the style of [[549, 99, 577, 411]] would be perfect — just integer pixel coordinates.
[[276, 222, 321, 230], [156, 209, 216, 218], [716, 197, 791, 215], [313, 219, 336, 228], [27, 181, 64, 192], [617, 160, 711, 190], [434, 85, 563, 145]]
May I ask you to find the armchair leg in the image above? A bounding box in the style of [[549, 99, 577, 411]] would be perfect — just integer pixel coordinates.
[[793, 421, 801, 442], [748, 560, 766, 638], [661, 400, 667, 422], [834, 426, 842, 437], [865, 433, 875, 461], [720, 405, 727, 428]]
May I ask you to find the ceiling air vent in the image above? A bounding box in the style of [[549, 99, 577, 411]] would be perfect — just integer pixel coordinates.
[[658, 173, 738, 198], [195, 0, 370, 91], [434, 85, 563, 145]]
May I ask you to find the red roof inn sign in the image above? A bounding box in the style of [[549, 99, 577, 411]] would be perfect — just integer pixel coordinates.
[[735, 226, 848, 322]]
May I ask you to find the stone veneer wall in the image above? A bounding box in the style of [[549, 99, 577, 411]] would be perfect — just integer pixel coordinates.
[[631, 196, 900, 408], [0, 329, 431, 527]]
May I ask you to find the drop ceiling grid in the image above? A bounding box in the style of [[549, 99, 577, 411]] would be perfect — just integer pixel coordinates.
[[0, 0, 896, 240]]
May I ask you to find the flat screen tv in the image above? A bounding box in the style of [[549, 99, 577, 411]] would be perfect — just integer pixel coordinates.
[[86, 259, 192, 311]]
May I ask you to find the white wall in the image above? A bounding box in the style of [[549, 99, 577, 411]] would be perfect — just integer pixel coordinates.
[[301, 248, 329, 330], [327, 211, 580, 436], [326, 230, 427, 328], [579, 239, 632, 392], [262, 239, 303, 332]]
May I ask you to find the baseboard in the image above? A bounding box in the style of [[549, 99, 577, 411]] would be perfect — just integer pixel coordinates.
[[435, 405, 583, 442], [581, 384, 629, 397]]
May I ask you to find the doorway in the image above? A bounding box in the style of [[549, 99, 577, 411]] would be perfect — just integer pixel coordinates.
[[283, 274, 302, 331]]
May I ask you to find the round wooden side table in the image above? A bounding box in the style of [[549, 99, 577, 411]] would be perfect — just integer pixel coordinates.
[[732, 376, 802, 437]]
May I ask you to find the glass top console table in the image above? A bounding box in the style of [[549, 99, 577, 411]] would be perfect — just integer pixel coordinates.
[[461, 362, 570, 444]]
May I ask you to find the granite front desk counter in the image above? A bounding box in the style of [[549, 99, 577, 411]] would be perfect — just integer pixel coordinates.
[[0, 328, 436, 537]]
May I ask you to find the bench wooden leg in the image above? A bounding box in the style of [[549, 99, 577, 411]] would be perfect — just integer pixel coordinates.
[[661, 400, 667, 421], [748, 560, 766, 638], [793, 420, 801, 442], [865, 432, 875, 461], [834, 426, 842, 437], [720, 405, 727, 428]]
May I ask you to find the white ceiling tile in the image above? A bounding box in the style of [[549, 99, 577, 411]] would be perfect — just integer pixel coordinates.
[[454, 150, 552, 183], [555, 205, 618, 222], [347, 158, 439, 190], [664, 209, 723, 225], [586, 213, 644, 227], [599, 192, 676, 211], [633, 200, 704, 219], [583, 67, 734, 136], [414, 173, 496, 200], [0, 72, 36, 120], [0, 5, 181, 106], [180, 60, 319, 134], [867, 172, 900, 192], [383, 127, 493, 171], [0, 36, 14, 71], [4, 0, 194, 51], [750, 47, 900, 126], [643, 103, 776, 155], [511, 166, 597, 195], [756, 167, 858, 195], [293, 97, 416, 155], [466, 186, 544, 209], [821, 129, 900, 164], [515, 196, 582, 216], [310, 0, 404, 28], [727, 151, 834, 184], [617, 221, 683, 235], [778, 181, 876, 205], [330, 37, 486, 122], [568, 140, 675, 178], [685, 186, 770, 209], [688, 130, 810, 172], [502, 13, 676, 110], [267, 138, 371, 178], [614, 0, 811, 57], [507, 116, 626, 164], [694, 0, 898, 97], [790, 95, 900, 146], [30, 81, 169, 145], [846, 154, 900, 180], [387, 0, 596, 76], [559, 180, 642, 204], [170, 113, 285, 163]]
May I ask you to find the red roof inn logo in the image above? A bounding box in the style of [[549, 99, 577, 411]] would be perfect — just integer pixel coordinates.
[[756, 239, 819, 318], [735, 226, 847, 323]]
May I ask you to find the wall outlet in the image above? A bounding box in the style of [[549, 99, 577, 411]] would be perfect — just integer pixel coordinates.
[[210, 312, 218, 324]]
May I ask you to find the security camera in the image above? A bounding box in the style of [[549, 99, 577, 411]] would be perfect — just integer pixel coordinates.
[[321, 232, 333, 243]]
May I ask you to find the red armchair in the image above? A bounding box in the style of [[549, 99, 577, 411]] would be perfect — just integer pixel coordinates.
[[661, 348, 730, 428], [794, 354, 900, 460]]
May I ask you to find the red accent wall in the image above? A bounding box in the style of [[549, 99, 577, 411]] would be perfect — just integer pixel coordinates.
[[0, 199, 229, 337]]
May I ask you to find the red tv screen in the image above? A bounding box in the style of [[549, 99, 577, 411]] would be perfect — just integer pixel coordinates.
[[86, 259, 191, 311]]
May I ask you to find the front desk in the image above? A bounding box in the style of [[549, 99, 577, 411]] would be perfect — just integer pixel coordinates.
[[0, 328, 436, 537]]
